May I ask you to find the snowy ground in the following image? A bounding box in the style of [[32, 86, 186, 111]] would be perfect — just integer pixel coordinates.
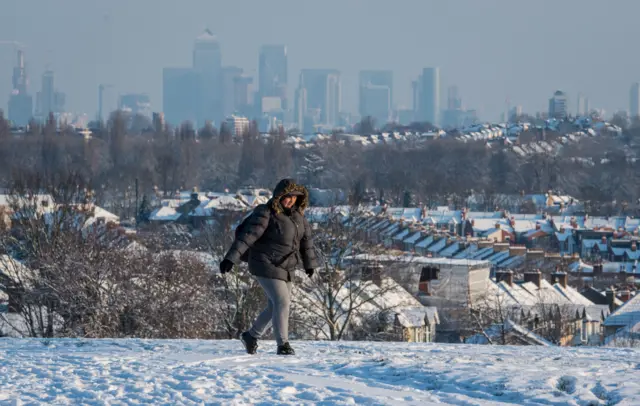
[[1, 339, 639, 405]]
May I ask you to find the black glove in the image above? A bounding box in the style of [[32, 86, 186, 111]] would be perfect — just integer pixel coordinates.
[[220, 259, 234, 274], [305, 268, 314, 278]]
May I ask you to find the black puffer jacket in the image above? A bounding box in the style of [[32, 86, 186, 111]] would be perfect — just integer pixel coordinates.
[[223, 179, 319, 281]]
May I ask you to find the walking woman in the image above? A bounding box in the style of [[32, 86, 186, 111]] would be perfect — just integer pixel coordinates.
[[219, 178, 318, 355]]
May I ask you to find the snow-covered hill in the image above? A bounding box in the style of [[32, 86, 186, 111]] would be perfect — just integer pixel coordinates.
[[1, 339, 638, 405]]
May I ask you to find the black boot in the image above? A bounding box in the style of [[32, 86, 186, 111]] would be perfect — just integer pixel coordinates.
[[240, 331, 258, 355], [276, 342, 295, 355]]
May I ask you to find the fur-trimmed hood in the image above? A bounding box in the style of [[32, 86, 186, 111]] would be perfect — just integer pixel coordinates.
[[269, 178, 309, 214]]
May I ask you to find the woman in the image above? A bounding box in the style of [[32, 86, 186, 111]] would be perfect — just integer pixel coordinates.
[[220, 178, 318, 355]]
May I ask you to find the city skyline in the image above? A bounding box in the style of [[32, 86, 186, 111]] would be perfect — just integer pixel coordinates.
[[2, 0, 640, 122]]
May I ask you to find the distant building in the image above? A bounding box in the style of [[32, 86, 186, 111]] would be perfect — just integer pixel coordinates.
[[299, 69, 341, 127], [629, 83, 640, 118], [418, 67, 440, 127], [119, 93, 151, 117], [34, 70, 65, 120], [584, 97, 590, 116], [411, 79, 420, 118], [225, 115, 250, 137], [446, 85, 461, 110], [509, 105, 523, 121], [548, 90, 568, 119], [441, 85, 476, 128], [162, 67, 200, 126], [396, 108, 415, 126], [193, 29, 222, 124], [359, 70, 393, 126], [294, 74, 307, 132], [258, 45, 288, 111], [360, 84, 390, 127], [222, 66, 243, 117], [233, 75, 254, 117], [8, 50, 33, 126], [576, 93, 587, 117]]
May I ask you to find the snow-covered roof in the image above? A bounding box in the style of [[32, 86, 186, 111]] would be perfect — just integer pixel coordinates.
[[191, 195, 248, 216], [0, 255, 37, 288], [403, 231, 423, 244], [392, 228, 411, 241], [347, 253, 491, 268], [437, 242, 460, 258], [149, 206, 181, 222], [604, 292, 640, 328], [395, 306, 439, 328], [426, 238, 447, 253], [453, 244, 479, 259]]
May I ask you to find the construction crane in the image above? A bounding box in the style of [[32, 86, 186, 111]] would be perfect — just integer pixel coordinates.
[[1, 41, 28, 93], [0, 40, 26, 51]]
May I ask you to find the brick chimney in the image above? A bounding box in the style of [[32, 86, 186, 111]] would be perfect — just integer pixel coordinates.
[[619, 290, 631, 302], [495, 269, 514, 287], [593, 263, 603, 277], [524, 269, 542, 288], [362, 267, 383, 287], [605, 288, 617, 312], [190, 186, 199, 202], [551, 271, 568, 288]]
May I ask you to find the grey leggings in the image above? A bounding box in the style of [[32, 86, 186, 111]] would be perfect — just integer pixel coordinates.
[[249, 277, 293, 346]]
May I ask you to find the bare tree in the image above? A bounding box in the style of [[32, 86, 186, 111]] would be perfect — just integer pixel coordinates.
[[194, 211, 264, 339], [290, 208, 404, 341]]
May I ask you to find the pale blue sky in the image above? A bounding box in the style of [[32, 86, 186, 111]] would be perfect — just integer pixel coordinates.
[[1, 0, 639, 121]]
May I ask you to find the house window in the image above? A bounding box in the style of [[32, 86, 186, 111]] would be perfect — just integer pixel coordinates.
[[420, 266, 439, 282]]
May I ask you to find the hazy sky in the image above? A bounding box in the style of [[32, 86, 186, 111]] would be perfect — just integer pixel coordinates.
[[1, 0, 640, 121]]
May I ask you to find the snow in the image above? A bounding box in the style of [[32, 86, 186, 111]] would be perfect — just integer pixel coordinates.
[[1, 339, 639, 405], [605, 292, 640, 330], [149, 206, 181, 221]]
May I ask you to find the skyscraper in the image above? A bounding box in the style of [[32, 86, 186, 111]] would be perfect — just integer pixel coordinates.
[[630, 83, 640, 118], [576, 93, 586, 117], [325, 72, 341, 127], [419, 67, 440, 127], [163, 67, 200, 126], [222, 66, 243, 117], [38, 70, 54, 116], [193, 29, 222, 124], [359, 70, 393, 126], [233, 75, 254, 117], [258, 45, 288, 111], [294, 73, 307, 132], [299, 69, 341, 127], [548, 90, 568, 119], [35, 70, 65, 120], [411, 78, 420, 120], [447, 85, 461, 110], [8, 49, 33, 126], [119, 93, 151, 117]]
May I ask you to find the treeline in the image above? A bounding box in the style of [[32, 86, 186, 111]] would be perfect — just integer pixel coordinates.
[[1, 110, 639, 216]]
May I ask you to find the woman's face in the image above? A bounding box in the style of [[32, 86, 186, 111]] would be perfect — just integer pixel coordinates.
[[281, 195, 297, 209]]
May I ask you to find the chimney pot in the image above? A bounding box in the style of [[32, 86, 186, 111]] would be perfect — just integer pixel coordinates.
[[605, 288, 617, 312], [551, 271, 568, 288], [619, 290, 631, 302], [495, 270, 514, 287], [524, 269, 542, 288]]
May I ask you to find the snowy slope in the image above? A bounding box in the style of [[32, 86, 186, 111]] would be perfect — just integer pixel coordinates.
[[1, 339, 639, 405]]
